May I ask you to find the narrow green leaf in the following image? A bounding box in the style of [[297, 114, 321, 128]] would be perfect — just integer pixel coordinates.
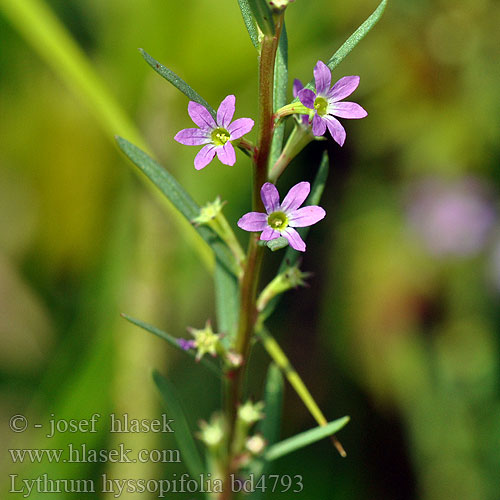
[[214, 258, 239, 344], [152, 370, 206, 477], [264, 416, 350, 461], [247, 0, 275, 35], [237, 0, 260, 49], [249, 364, 284, 486], [121, 314, 221, 377], [269, 22, 288, 168], [327, 0, 387, 71], [140, 49, 216, 119], [259, 363, 284, 445], [297, 0, 387, 95], [116, 136, 238, 276]]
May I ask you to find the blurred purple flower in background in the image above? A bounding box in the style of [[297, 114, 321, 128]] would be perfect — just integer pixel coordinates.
[[406, 177, 496, 257]]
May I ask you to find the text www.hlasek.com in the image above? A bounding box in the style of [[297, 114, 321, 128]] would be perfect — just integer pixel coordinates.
[[9, 443, 180, 464]]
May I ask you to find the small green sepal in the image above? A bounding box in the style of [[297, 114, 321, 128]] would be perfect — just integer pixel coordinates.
[[257, 264, 311, 312]]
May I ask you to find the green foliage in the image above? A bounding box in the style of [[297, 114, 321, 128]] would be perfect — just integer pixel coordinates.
[[269, 22, 288, 167], [116, 136, 239, 276], [214, 259, 240, 343], [259, 363, 284, 446], [237, 0, 260, 49], [140, 49, 216, 119], [121, 314, 221, 376], [297, 0, 388, 96], [247, 0, 275, 36], [153, 371, 206, 478], [264, 416, 350, 461]]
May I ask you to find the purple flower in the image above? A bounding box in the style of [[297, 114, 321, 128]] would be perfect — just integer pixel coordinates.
[[178, 338, 196, 351], [174, 95, 254, 170], [297, 60, 367, 146], [293, 79, 309, 127], [237, 182, 326, 252]]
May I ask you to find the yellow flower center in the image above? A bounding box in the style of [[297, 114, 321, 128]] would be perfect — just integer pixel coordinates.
[[211, 127, 231, 146], [267, 211, 289, 231], [314, 96, 328, 116]]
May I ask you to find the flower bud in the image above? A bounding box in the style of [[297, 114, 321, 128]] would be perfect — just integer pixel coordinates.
[[197, 414, 225, 449], [192, 197, 225, 226], [246, 434, 267, 455], [267, 0, 295, 13], [238, 401, 265, 426], [187, 321, 223, 361]]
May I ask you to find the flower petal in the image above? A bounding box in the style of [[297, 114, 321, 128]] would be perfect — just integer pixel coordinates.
[[282, 227, 306, 252], [194, 144, 216, 170], [174, 128, 210, 146], [298, 88, 316, 109], [312, 114, 327, 136], [217, 95, 235, 128], [288, 206, 326, 227], [216, 142, 236, 166], [237, 212, 268, 231], [293, 78, 304, 98], [313, 60, 331, 95], [227, 118, 254, 139], [188, 101, 216, 130], [260, 226, 281, 241], [327, 76, 360, 102], [324, 116, 346, 146], [280, 181, 310, 213], [330, 101, 367, 119], [260, 183, 280, 213]]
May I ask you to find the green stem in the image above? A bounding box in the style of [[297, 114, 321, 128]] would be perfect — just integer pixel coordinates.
[[253, 17, 284, 211], [257, 326, 347, 457], [219, 15, 285, 500], [269, 124, 313, 183]]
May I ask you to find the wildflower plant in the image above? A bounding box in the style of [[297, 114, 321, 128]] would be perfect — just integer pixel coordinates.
[[117, 0, 387, 497]]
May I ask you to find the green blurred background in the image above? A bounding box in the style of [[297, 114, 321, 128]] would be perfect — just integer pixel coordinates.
[[1, 0, 500, 498]]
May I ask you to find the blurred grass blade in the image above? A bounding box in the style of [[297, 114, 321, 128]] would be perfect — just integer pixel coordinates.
[[0, 0, 215, 271], [298, 0, 387, 95], [257, 327, 347, 456], [269, 22, 288, 168], [0, 0, 146, 150], [237, 0, 260, 49], [327, 0, 387, 71], [121, 314, 221, 377], [153, 370, 205, 477], [214, 260, 240, 344], [247, 0, 275, 35], [259, 363, 284, 445], [264, 416, 350, 461], [116, 136, 238, 276], [140, 49, 216, 119]]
